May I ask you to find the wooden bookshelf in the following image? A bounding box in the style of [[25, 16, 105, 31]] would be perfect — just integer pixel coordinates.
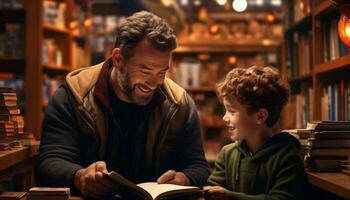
[[25, 0, 92, 139], [281, 0, 350, 129]]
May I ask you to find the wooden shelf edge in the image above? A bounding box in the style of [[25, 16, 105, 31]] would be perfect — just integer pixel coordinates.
[[313, 0, 335, 16], [307, 171, 350, 199], [43, 64, 71, 73], [288, 74, 313, 82], [43, 23, 70, 35], [0, 147, 28, 171], [314, 55, 350, 74], [176, 40, 280, 53]]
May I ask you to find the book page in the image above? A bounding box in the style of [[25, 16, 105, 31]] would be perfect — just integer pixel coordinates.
[[137, 182, 199, 200]]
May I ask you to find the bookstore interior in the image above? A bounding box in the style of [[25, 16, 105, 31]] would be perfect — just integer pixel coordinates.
[[1, 0, 350, 199]]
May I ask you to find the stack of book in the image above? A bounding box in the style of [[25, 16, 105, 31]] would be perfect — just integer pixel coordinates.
[[304, 121, 350, 172], [283, 128, 313, 157], [27, 188, 70, 200], [0, 87, 34, 150], [0, 87, 23, 137]]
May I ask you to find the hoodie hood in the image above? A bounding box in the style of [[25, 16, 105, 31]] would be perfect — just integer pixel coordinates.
[[237, 132, 301, 161], [233, 132, 301, 193]]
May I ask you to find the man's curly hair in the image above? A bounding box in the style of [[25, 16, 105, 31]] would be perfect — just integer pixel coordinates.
[[217, 66, 290, 127], [114, 11, 177, 61]]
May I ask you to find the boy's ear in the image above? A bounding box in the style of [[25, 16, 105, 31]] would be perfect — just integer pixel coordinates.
[[256, 108, 269, 125], [111, 48, 124, 70]]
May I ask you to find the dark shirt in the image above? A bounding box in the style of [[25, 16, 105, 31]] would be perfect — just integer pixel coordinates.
[[105, 78, 151, 183]]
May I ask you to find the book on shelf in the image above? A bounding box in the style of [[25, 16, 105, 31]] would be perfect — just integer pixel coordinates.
[[321, 81, 350, 121], [104, 171, 202, 200], [293, 0, 311, 23], [0, 23, 24, 59], [0, 0, 24, 9], [43, 0, 66, 29], [322, 19, 348, 63], [42, 38, 63, 66], [285, 86, 313, 129], [43, 75, 64, 107], [72, 41, 87, 70]]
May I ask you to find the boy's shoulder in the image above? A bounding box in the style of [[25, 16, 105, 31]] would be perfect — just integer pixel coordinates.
[[221, 142, 240, 154]]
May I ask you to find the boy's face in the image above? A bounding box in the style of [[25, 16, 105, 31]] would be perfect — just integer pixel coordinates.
[[222, 97, 258, 141]]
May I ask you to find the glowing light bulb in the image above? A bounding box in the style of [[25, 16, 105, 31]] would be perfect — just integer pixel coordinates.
[[338, 14, 350, 47], [216, 0, 227, 6], [232, 0, 248, 12]]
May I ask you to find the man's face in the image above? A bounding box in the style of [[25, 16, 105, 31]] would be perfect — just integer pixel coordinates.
[[115, 39, 171, 106]]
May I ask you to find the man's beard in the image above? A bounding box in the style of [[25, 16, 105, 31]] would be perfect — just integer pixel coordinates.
[[116, 68, 153, 106]]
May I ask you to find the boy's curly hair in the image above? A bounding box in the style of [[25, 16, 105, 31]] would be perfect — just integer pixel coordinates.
[[217, 66, 290, 127]]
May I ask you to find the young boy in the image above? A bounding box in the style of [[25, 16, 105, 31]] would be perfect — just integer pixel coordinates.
[[204, 66, 308, 200]]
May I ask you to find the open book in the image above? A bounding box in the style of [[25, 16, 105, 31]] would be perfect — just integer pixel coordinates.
[[103, 171, 202, 200]]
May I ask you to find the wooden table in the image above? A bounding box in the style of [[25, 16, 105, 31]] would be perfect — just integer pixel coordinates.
[[307, 171, 350, 199]]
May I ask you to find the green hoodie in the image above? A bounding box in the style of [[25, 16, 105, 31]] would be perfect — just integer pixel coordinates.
[[207, 132, 309, 200]]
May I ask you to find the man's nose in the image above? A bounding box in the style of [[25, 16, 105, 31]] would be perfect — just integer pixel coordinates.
[[146, 74, 164, 89]]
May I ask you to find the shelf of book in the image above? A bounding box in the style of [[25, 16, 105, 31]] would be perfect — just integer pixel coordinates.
[[22, 0, 92, 139], [281, 0, 350, 126]]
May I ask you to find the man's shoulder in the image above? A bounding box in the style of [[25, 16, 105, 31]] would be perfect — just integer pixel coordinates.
[[163, 78, 188, 104]]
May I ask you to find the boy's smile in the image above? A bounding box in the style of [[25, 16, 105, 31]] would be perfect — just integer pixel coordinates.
[[222, 97, 257, 141]]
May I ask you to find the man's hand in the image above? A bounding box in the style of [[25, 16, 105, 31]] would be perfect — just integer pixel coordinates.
[[157, 170, 190, 186], [203, 186, 230, 200], [74, 161, 116, 198]]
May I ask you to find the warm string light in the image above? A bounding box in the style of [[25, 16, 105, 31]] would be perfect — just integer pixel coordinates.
[[338, 13, 350, 47], [232, 0, 248, 12], [337, 2, 350, 47]]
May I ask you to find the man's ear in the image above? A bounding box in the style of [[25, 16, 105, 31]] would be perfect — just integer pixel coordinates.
[[111, 48, 123, 70], [256, 108, 269, 125]]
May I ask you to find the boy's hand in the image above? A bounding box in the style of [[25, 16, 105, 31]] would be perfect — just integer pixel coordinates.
[[157, 170, 190, 186], [74, 161, 117, 198], [203, 186, 230, 200]]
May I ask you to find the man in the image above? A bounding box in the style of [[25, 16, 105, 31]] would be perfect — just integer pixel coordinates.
[[36, 11, 210, 198]]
